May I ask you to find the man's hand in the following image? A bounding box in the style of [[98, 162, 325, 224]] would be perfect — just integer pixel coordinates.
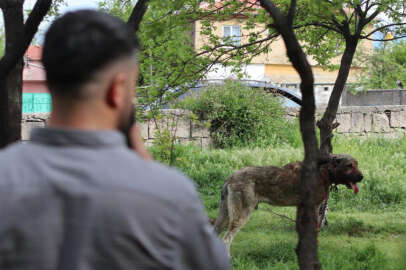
[[130, 124, 153, 161]]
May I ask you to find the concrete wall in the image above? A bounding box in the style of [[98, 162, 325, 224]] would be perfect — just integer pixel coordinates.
[[342, 89, 406, 106]]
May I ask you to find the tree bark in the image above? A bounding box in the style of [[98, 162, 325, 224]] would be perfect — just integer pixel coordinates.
[[318, 38, 358, 156], [0, 0, 52, 148], [127, 0, 150, 33], [316, 38, 358, 227], [259, 1, 321, 269], [0, 3, 24, 148]]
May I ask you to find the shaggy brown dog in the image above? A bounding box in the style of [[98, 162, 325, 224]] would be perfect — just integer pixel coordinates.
[[214, 154, 363, 255]]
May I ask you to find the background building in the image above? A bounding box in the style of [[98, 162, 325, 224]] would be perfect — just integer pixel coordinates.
[[22, 45, 51, 114], [192, 2, 373, 106]]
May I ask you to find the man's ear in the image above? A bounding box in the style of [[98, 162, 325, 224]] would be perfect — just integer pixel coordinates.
[[106, 73, 126, 108]]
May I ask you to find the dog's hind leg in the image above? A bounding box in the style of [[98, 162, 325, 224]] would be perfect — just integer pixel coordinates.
[[214, 186, 229, 235], [222, 183, 257, 256]]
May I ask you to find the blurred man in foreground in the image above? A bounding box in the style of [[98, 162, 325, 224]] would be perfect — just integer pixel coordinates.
[[0, 10, 229, 270]]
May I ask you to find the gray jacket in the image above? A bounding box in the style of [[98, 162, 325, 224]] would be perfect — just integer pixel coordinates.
[[0, 128, 229, 270]]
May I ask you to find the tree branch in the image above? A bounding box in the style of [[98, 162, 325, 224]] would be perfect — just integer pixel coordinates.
[[287, 0, 297, 27], [299, 22, 343, 34], [362, 35, 406, 41], [363, 22, 406, 38], [0, 0, 52, 77], [127, 0, 150, 33], [361, 8, 380, 28]]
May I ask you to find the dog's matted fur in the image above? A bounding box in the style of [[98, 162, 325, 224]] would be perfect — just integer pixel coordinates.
[[214, 154, 363, 255]]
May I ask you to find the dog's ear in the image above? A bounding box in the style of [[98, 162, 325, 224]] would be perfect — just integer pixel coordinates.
[[330, 154, 344, 167]]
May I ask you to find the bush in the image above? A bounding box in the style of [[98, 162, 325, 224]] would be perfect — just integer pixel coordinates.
[[176, 81, 294, 148]]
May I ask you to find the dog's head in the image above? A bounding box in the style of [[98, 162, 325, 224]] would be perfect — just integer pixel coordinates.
[[320, 154, 363, 194]]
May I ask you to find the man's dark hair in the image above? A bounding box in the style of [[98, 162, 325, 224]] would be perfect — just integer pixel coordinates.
[[42, 10, 139, 98]]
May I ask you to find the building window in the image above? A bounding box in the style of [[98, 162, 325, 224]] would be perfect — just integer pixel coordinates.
[[223, 25, 241, 46]]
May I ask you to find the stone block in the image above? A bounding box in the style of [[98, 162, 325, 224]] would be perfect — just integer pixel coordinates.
[[191, 121, 210, 138], [364, 113, 372, 132], [337, 114, 351, 133], [390, 111, 406, 128], [201, 138, 212, 149], [351, 112, 363, 133], [148, 119, 169, 139], [139, 122, 149, 139], [145, 139, 155, 147], [172, 118, 191, 138], [391, 129, 406, 138], [372, 113, 391, 132], [21, 121, 45, 140]]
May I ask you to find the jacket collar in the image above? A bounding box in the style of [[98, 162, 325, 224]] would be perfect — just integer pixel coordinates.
[[31, 127, 126, 148]]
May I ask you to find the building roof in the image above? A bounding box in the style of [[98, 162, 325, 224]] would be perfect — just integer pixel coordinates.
[[25, 45, 43, 61]]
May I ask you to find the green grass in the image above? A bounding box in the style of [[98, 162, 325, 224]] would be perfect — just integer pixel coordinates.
[[154, 136, 406, 269]]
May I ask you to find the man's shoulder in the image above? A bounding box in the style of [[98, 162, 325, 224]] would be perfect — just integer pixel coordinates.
[[102, 149, 200, 205], [0, 142, 28, 164]]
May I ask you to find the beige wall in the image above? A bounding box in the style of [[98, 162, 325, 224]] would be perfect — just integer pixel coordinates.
[[194, 18, 371, 84], [264, 64, 362, 84]]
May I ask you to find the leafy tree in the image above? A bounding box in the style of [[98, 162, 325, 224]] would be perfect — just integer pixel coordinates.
[[99, 0, 282, 116], [291, 0, 406, 156], [289, 0, 406, 228], [359, 41, 406, 89]]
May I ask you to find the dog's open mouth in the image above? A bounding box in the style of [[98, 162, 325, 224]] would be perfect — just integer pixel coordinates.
[[346, 182, 359, 194]]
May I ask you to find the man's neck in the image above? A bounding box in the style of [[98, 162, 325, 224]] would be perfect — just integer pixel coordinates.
[[48, 109, 116, 131]]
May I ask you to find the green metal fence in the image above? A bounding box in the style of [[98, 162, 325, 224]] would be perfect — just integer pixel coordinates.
[[22, 93, 52, 114]]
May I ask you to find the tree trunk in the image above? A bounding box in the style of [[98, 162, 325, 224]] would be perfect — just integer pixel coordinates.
[[0, 3, 24, 148], [316, 38, 358, 227], [274, 16, 321, 270], [127, 0, 150, 33], [0, 63, 24, 148], [258, 1, 321, 268], [318, 38, 358, 156]]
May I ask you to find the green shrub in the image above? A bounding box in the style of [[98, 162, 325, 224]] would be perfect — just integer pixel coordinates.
[[176, 81, 294, 148], [149, 128, 188, 167]]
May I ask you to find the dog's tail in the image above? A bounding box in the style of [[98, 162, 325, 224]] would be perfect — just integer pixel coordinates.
[[213, 182, 229, 235]]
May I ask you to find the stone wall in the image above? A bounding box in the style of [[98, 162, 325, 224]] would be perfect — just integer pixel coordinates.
[[139, 110, 211, 149], [334, 106, 406, 137], [21, 110, 212, 149], [287, 105, 406, 137], [21, 106, 406, 145]]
